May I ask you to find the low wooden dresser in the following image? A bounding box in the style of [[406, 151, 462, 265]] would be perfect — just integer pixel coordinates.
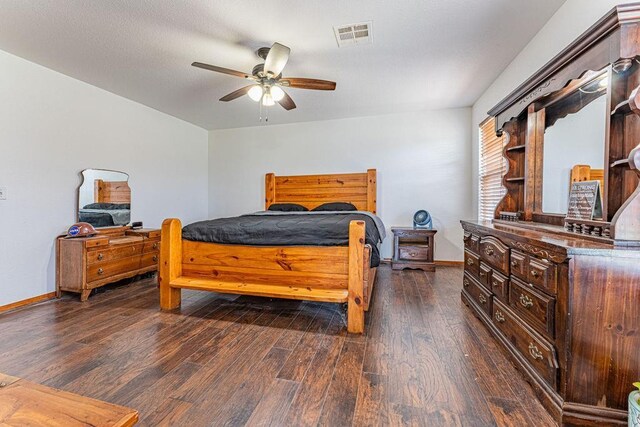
[[57, 226, 160, 301], [391, 227, 437, 272]]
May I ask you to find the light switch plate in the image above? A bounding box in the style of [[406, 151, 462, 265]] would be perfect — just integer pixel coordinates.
[[0, 187, 7, 200]]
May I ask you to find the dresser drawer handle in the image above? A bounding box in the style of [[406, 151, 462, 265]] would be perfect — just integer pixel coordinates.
[[479, 271, 486, 277], [495, 310, 506, 323], [463, 278, 470, 288], [478, 295, 487, 304], [97, 253, 104, 261], [484, 247, 494, 256], [466, 258, 474, 266], [153, 255, 158, 262], [519, 294, 534, 308], [153, 242, 159, 250], [511, 260, 518, 267], [97, 268, 104, 276], [531, 270, 540, 278], [528, 343, 544, 360]]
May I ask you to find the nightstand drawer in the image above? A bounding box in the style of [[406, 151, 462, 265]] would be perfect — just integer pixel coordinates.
[[398, 245, 430, 261]]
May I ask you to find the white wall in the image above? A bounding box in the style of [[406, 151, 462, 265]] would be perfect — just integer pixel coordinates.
[[208, 108, 473, 262], [0, 49, 208, 306], [470, 0, 625, 216]]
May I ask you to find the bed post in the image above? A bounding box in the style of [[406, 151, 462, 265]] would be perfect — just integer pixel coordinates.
[[160, 218, 182, 310], [265, 173, 276, 210], [348, 220, 366, 333], [367, 169, 377, 214]]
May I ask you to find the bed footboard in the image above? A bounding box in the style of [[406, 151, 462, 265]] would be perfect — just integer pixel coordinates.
[[159, 218, 368, 333]]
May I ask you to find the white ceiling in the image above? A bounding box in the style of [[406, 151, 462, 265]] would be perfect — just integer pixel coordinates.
[[0, 0, 566, 130]]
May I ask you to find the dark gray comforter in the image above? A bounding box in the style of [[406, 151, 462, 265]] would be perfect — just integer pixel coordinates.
[[182, 211, 386, 267]]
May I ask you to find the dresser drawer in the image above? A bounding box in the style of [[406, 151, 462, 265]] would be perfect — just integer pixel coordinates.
[[528, 258, 557, 294], [87, 252, 158, 283], [143, 239, 161, 253], [491, 270, 509, 302], [509, 276, 555, 338], [463, 273, 492, 316], [463, 232, 480, 254], [510, 250, 528, 281], [492, 298, 558, 388], [464, 250, 480, 277], [479, 236, 510, 275], [87, 242, 144, 264], [478, 262, 492, 290], [398, 245, 430, 261]]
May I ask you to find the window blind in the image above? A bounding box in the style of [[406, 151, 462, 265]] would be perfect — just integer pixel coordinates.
[[478, 117, 507, 221]]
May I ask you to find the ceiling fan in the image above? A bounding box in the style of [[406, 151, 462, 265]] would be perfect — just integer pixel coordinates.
[[192, 42, 336, 111]]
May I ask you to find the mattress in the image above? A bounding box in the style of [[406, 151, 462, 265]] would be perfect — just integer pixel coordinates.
[[182, 211, 386, 267]]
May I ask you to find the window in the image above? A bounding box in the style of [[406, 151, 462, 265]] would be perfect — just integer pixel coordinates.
[[478, 117, 507, 221]]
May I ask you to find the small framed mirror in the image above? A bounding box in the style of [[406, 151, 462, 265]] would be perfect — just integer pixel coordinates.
[[78, 169, 131, 228], [541, 71, 607, 217]]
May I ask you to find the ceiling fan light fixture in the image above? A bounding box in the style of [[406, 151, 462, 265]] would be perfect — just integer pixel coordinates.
[[262, 92, 275, 106], [248, 85, 264, 102], [270, 86, 285, 102]]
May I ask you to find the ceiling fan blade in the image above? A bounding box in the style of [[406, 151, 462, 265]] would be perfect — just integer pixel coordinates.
[[263, 42, 290, 77], [277, 90, 296, 110], [280, 78, 336, 91], [192, 62, 254, 79], [219, 85, 255, 102]]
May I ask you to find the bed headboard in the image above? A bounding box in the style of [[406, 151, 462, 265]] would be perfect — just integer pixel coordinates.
[[265, 169, 377, 214], [94, 179, 131, 203]]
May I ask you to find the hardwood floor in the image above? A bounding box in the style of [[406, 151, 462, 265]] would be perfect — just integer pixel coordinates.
[[0, 265, 556, 426]]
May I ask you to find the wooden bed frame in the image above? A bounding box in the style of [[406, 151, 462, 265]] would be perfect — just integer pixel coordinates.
[[160, 169, 378, 333]]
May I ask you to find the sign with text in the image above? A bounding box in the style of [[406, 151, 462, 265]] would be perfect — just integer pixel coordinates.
[[567, 180, 602, 220]]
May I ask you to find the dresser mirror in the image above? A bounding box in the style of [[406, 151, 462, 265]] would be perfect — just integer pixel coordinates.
[[78, 169, 131, 228], [541, 73, 607, 215]]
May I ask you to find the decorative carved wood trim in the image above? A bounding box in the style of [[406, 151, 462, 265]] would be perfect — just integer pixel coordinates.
[[489, 3, 640, 130]]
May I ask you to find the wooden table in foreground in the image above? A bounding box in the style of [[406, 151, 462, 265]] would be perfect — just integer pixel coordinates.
[[0, 372, 138, 426]]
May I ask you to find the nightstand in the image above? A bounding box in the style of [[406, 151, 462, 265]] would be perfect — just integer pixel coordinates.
[[391, 227, 437, 272]]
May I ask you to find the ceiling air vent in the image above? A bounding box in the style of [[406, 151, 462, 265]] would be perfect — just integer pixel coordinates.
[[333, 21, 373, 47]]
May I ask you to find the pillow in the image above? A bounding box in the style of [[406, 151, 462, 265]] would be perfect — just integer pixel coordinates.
[[312, 202, 358, 212], [82, 202, 130, 210], [268, 203, 309, 212]]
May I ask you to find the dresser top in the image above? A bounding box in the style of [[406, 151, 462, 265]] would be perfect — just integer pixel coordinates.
[[461, 220, 640, 259]]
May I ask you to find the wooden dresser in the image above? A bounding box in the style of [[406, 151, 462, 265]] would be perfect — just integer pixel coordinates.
[[57, 227, 160, 301], [465, 5, 640, 425], [461, 221, 640, 425]]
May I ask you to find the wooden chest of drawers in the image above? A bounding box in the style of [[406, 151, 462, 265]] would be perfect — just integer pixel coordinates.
[[461, 220, 640, 426], [56, 227, 160, 301]]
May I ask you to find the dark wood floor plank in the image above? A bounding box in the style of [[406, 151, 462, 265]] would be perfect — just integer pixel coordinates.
[[283, 335, 345, 427], [318, 339, 366, 426], [245, 378, 299, 427], [352, 372, 387, 427], [213, 347, 291, 426]]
